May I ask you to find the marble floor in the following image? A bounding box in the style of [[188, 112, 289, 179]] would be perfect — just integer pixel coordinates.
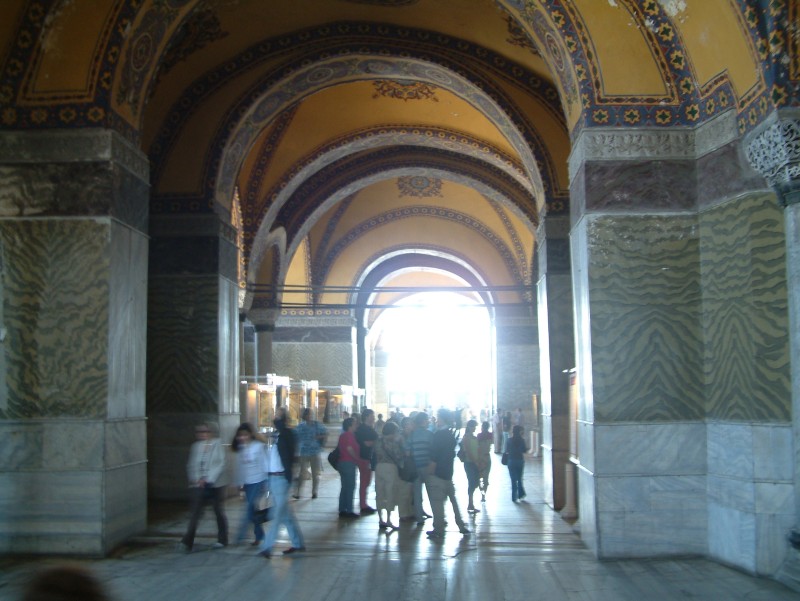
[[1, 452, 798, 601]]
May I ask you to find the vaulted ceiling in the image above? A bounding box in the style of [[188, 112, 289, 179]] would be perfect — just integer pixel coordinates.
[[1, 0, 793, 325]]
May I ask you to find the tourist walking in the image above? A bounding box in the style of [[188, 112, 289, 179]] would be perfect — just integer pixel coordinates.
[[355, 409, 379, 513], [180, 422, 229, 552], [293, 408, 327, 499], [374, 422, 405, 530], [476, 421, 493, 502], [337, 417, 361, 518], [258, 407, 305, 557], [407, 411, 433, 524], [506, 424, 529, 502], [426, 408, 469, 539], [461, 419, 480, 513], [231, 423, 268, 546]]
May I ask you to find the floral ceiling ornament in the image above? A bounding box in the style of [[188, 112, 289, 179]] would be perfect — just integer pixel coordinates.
[[372, 80, 439, 102], [397, 176, 443, 197]]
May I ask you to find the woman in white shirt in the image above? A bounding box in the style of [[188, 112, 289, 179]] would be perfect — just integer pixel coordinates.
[[231, 423, 268, 546]]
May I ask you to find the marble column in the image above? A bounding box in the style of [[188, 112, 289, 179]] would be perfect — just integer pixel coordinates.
[[495, 307, 539, 436], [570, 110, 791, 569], [147, 213, 240, 500], [271, 314, 357, 387], [0, 129, 149, 555], [746, 110, 800, 586], [255, 323, 274, 376], [536, 215, 574, 511], [370, 347, 389, 417]]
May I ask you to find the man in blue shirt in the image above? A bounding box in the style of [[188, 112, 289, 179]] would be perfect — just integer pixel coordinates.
[[293, 408, 327, 499], [407, 411, 433, 524]]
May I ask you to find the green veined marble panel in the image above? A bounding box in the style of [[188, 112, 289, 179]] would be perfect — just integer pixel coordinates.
[[147, 275, 221, 414], [0, 219, 109, 418], [700, 194, 789, 421], [587, 215, 703, 422]]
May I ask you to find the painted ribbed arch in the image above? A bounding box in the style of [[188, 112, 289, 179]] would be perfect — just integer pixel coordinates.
[[245, 127, 533, 264], [315, 205, 524, 294], [213, 54, 545, 217], [351, 250, 497, 330]]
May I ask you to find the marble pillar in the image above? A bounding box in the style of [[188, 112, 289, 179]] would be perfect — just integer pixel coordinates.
[[271, 314, 357, 387], [746, 110, 800, 585], [495, 309, 539, 435], [0, 129, 149, 555], [570, 110, 792, 569], [255, 324, 273, 376], [370, 347, 389, 417], [147, 213, 240, 500], [537, 215, 574, 511]]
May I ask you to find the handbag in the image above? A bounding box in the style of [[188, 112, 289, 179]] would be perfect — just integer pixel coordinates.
[[501, 451, 509, 466], [328, 447, 341, 471], [398, 459, 417, 482], [253, 489, 273, 524]]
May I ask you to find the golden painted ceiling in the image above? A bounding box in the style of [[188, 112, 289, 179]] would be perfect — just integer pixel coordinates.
[[0, 0, 796, 323]]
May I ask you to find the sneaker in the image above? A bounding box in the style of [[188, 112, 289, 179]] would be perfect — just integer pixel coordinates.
[[211, 542, 226, 549], [176, 542, 191, 554], [258, 549, 271, 559], [426, 530, 445, 539], [282, 546, 306, 555]]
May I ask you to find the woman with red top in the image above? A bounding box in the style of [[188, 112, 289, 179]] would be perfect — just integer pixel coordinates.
[[337, 417, 361, 518]]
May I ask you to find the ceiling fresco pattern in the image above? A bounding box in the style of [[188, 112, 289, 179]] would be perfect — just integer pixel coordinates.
[[0, 0, 797, 319]]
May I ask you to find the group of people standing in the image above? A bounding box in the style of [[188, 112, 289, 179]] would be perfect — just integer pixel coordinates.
[[179, 404, 530, 553]]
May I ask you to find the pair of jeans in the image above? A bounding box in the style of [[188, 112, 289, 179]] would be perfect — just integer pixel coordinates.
[[259, 475, 304, 552], [338, 461, 357, 513], [235, 480, 265, 544], [182, 485, 228, 548], [508, 458, 526, 501]]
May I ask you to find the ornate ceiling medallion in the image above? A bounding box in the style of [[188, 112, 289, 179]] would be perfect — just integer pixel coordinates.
[[373, 80, 439, 102], [397, 176, 443, 197]]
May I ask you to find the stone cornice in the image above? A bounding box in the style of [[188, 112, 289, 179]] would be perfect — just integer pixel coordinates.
[[0, 128, 149, 183], [569, 110, 739, 181], [276, 314, 356, 328]]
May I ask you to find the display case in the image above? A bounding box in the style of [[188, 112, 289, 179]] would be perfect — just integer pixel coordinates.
[[319, 385, 353, 423]]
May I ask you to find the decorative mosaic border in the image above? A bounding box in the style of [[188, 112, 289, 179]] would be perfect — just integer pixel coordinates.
[[501, 0, 795, 135]]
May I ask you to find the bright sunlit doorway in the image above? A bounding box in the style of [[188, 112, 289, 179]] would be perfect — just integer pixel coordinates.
[[368, 291, 495, 422]]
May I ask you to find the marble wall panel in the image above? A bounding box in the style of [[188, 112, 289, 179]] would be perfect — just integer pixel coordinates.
[[699, 193, 790, 421], [585, 214, 703, 422], [582, 160, 697, 212], [598, 499, 707, 557], [105, 418, 147, 468], [697, 143, 766, 210], [708, 502, 757, 573], [272, 341, 355, 386], [707, 474, 756, 512], [147, 275, 221, 414], [108, 222, 148, 420], [594, 423, 706, 476], [218, 277, 239, 416], [753, 425, 793, 482], [707, 422, 755, 479], [496, 343, 539, 415], [577, 419, 595, 474], [0, 219, 111, 419], [42, 421, 104, 470], [104, 463, 147, 552], [0, 471, 104, 555], [756, 513, 796, 575], [0, 422, 43, 469], [272, 326, 354, 343], [577, 466, 598, 555]]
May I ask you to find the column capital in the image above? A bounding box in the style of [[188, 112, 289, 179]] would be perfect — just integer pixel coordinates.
[[745, 112, 800, 206], [247, 308, 280, 328]]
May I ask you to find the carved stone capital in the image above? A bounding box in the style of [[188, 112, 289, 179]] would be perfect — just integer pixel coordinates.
[[745, 117, 800, 206]]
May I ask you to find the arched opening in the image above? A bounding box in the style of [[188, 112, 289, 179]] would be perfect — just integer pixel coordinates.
[[367, 291, 494, 420]]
